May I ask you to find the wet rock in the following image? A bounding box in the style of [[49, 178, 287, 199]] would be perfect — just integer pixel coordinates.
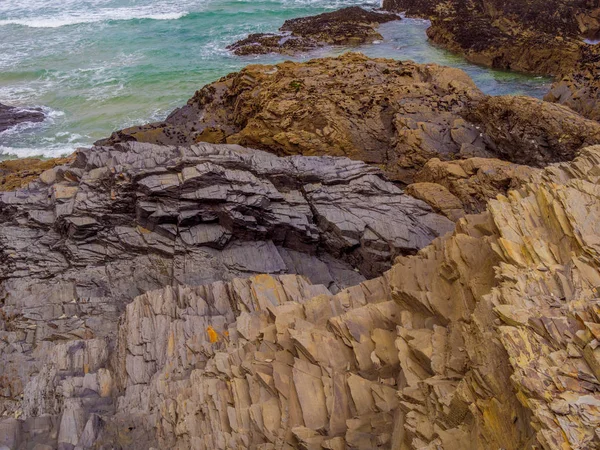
[[382, 0, 600, 121], [228, 7, 399, 56], [0, 103, 45, 133]]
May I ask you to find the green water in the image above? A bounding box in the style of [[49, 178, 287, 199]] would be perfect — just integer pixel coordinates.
[[0, 0, 551, 158]]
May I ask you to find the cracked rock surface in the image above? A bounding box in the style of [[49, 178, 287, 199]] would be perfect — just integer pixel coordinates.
[[0, 141, 454, 447], [4, 146, 600, 449]]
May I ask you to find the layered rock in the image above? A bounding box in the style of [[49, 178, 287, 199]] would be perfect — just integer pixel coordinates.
[[0, 141, 454, 436], [464, 95, 600, 166], [6, 145, 600, 449], [0, 103, 45, 133], [411, 156, 540, 215], [228, 7, 399, 56], [99, 53, 491, 184]]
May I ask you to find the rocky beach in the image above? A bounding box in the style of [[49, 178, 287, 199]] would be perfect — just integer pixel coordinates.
[[1, 1, 600, 449]]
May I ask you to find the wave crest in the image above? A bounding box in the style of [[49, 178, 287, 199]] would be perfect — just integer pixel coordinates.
[[0, 9, 188, 28]]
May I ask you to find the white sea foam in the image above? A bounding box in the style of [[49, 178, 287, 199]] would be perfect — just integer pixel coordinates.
[[0, 8, 188, 28], [0, 144, 80, 158]]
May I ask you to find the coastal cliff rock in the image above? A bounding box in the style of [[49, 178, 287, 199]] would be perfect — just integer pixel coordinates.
[[4, 144, 600, 449], [227, 7, 399, 56], [545, 62, 600, 122], [410, 157, 540, 215], [463, 95, 600, 166], [99, 53, 600, 186], [0, 141, 454, 446], [0, 103, 45, 133], [99, 53, 491, 183]]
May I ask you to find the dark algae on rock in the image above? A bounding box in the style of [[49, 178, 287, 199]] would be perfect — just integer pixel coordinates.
[[382, 0, 600, 121], [228, 6, 400, 55]]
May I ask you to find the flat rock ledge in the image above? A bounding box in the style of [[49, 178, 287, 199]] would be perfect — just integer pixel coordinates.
[[228, 7, 399, 56]]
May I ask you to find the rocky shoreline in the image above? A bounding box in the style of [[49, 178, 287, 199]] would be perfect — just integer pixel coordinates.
[[2, 3, 600, 450], [381, 0, 600, 121]]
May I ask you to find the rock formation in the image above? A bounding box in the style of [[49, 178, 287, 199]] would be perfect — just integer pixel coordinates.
[[0, 103, 45, 133], [3, 51, 600, 449], [227, 7, 399, 56], [381, 0, 600, 121], [98, 54, 600, 186], [0, 156, 74, 191], [3, 141, 600, 448]]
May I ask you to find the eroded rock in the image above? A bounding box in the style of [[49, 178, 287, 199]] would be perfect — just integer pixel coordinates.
[[7, 146, 600, 448]]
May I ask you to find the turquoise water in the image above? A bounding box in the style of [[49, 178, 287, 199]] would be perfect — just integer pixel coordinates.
[[0, 0, 551, 158]]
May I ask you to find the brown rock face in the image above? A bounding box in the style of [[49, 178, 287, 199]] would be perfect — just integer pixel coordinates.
[[99, 53, 493, 183], [545, 60, 600, 121], [413, 157, 540, 214], [464, 95, 600, 166], [5, 145, 600, 449], [227, 7, 399, 56], [0, 156, 74, 191]]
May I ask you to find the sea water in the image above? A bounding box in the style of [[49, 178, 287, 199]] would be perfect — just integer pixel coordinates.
[[0, 0, 552, 159]]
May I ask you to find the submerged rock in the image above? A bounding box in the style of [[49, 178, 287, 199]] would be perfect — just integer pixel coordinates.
[[0, 103, 44, 133], [228, 6, 399, 56]]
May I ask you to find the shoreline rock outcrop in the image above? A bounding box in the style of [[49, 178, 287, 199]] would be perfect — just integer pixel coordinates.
[[99, 53, 600, 187], [227, 7, 399, 56], [3, 51, 600, 449], [4, 143, 600, 449], [381, 0, 600, 121], [0, 103, 45, 133]]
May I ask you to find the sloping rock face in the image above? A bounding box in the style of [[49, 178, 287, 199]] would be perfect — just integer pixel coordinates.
[[98, 54, 600, 185], [228, 7, 399, 56], [0, 103, 45, 133], [545, 60, 600, 121], [0, 156, 75, 191], [464, 95, 600, 166], [411, 156, 540, 215], [6, 146, 600, 449]]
